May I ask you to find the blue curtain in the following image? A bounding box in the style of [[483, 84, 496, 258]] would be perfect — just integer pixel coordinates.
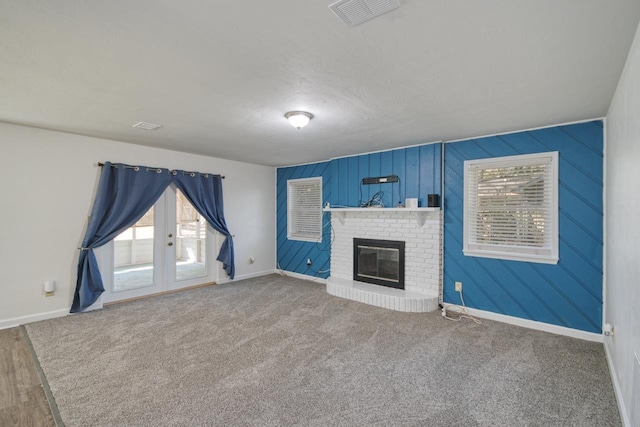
[[71, 163, 172, 312], [174, 171, 235, 280], [72, 162, 234, 313]]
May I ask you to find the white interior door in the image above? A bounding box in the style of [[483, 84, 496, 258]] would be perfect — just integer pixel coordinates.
[[99, 185, 216, 304]]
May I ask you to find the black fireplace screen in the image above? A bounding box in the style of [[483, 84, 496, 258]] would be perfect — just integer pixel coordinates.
[[353, 238, 405, 289]]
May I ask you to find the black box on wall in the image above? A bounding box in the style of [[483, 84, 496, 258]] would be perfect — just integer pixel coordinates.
[[428, 194, 439, 208]]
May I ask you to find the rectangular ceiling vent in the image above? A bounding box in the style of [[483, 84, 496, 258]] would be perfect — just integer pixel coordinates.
[[132, 121, 163, 131], [329, 0, 400, 28]]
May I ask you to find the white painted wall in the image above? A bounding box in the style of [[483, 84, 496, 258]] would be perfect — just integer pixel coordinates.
[[0, 122, 275, 327], [605, 18, 640, 427]]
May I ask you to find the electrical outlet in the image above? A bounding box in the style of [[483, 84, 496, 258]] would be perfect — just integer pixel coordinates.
[[454, 281, 462, 292], [307, 258, 312, 266]]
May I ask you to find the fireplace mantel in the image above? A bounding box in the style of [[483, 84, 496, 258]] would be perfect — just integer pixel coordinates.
[[324, 207, 439, 226]]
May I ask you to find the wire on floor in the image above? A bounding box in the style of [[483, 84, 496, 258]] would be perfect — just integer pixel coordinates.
[[276, 261, 330, 283], [442, 288, 482, 325], [276, 262, 286, 276]]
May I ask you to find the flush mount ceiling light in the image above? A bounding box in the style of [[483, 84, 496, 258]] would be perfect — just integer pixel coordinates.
[[285, 111, 313, 130]]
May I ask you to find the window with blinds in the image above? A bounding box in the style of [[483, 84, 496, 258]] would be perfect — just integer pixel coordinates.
[[287, 177, 323, 242], [463, 151, 559, 264]]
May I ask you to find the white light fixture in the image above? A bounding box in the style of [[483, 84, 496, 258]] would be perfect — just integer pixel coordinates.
[[285, 111, 313, 129]]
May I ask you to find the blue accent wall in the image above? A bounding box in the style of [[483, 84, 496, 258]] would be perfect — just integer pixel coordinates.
[[330, 144, 442, 208], [443, 121, 603, 333], [277, 161, 332, 279]]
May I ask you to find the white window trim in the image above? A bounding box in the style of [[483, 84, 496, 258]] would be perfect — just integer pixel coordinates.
[[463, 151, 559, 264], [287, 177, 323, 243]]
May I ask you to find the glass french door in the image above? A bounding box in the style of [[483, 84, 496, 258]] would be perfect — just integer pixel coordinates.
[[98, 185, 216, 304]]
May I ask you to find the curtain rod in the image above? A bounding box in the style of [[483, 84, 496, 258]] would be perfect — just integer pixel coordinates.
[[97, 162, 225, 179]]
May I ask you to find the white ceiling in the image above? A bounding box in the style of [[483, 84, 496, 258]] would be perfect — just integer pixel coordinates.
[[2, 1, 640, 167]]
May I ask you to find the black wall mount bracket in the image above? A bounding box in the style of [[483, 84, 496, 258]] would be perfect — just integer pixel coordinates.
[[362, 175, 399, 185]]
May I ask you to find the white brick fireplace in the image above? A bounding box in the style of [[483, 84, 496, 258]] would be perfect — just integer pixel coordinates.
[[326, 208, 442, 312]]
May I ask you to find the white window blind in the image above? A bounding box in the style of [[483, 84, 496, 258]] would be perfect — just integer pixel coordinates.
[[463, 152, 558, 264], [287, 177, 322, 242]]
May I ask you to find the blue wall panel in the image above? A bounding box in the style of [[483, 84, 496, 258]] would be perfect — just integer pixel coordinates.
[[277, 161, 332, 279], [329, 143, 441, 208], [443, 121, 603, 333]]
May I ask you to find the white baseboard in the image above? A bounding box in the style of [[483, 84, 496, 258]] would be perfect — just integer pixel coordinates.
[[0, 308, 69, 330], [442, 303, 603, 343], [278, 270, 327, 284], [604, 342, 631, 427], [217, 269, 278, 284], [0, 272, 279, 328]]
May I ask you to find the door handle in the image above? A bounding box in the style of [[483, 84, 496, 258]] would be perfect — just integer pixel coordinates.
[[168, 233, 173, 238], [168, 242, 173, 246]]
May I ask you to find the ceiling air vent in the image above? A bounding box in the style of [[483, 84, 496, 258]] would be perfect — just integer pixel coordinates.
[[329, 0, 400, 28], [132, 121, 163, 131]]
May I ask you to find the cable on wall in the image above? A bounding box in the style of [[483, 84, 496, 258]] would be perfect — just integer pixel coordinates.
[[440, 141, 445, 305]]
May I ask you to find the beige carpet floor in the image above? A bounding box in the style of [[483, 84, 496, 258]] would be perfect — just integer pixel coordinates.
[[26, 274, 620, 426]]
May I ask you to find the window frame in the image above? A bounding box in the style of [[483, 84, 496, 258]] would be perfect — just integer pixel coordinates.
[[463, 151, 559, 264], [287, 177, 323, 243]]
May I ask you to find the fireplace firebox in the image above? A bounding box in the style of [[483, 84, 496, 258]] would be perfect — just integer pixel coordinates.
[[353, 238, 405, 289]]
